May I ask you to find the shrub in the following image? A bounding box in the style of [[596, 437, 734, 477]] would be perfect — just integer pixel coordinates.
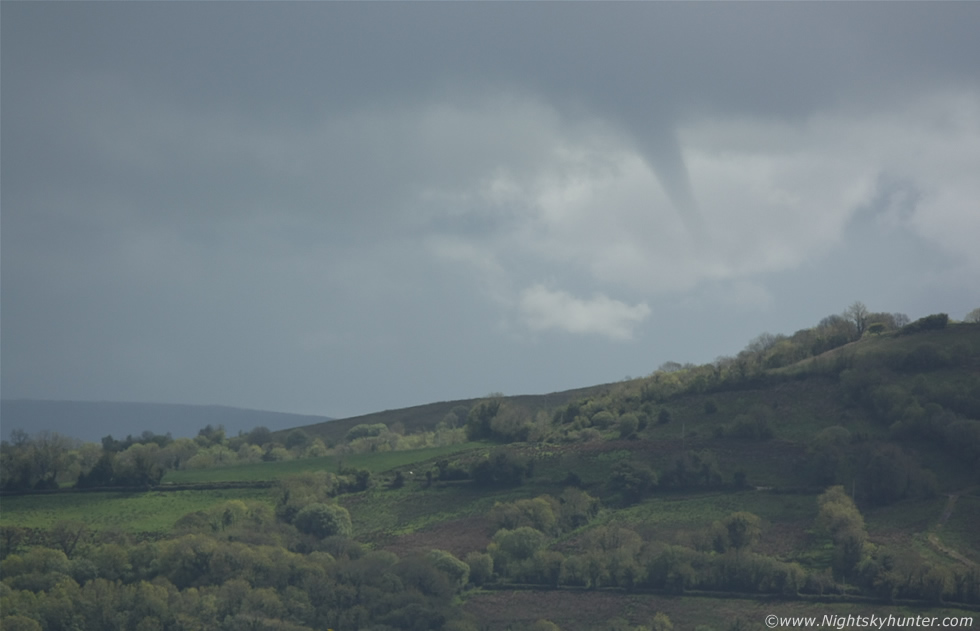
[[435, 459, 469, 481], [284, 430, 311, 451], [470, 451, 531, 487], [294, 503, 352, 539], [899, 313, 948, 335], [489, 407, 533, 442], [465, 399, 501, 440], [618, 413, 639, 439], [591, 411, 616, 429], [489, 496, 559, 534], [344, 423, 388, 442], [609, 461, 657, 503], [663, 450, 723, 488], [867, 322, 886, 335], [464, 551, 494, 585], [427, 549, 470, 590], [728, 415, 773, 440]]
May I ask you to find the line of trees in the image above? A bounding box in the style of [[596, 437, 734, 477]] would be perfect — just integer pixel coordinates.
[[468, 487, 980, 605], [0, 425, 332, 493]]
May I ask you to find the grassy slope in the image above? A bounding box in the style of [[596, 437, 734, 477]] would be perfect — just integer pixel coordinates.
[[271, 385, 608, 446]]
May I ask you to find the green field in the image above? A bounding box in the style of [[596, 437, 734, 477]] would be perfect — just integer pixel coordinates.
[[1, 442, 488, 533], [0, 488, 271, 532]]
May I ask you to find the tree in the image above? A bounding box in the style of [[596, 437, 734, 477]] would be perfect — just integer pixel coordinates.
[[900, 313, 949, 335], [465, 399, 501, 441], [619, 413, 639, 439], [427, 549, 470, 590], [816, 314, 858, 351], [275, 472, 338, 522], [76, 452, 115, 488], [0, 616, 42, 631], [863, 443, 934, 505], [195, 424, 226, 447], [816, 486, 868, 579], [491, 527, 547, 562], [965, 307, 980, 324], [845, 301, 870, 337], [114, 442, 165, 486], [609, 462, 657, 503], [488, 527, 547, 578], [50, 520, 88, 558], [490, 496, 558, 534], [294, 503, 352, 539], [650, 612, 674, 631], [245, 426, 272, 446], [745, 332, 782, 354], [720, 512, 761, 560], [464, 551, 494, 585], [0, 430, 79, 490], [345, 423, 388, 442], [558, 488, 599, 529], [470, 450, 531, 487], [285, 429, 311, 451], [664, 450, 722, 488]]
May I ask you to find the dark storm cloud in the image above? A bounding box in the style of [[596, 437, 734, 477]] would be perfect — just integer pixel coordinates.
[[2, 2, 979, 429], [9, 2, 977, 217]]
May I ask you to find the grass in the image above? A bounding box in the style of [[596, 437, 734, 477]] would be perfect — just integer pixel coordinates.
[[864, 497, 945, 535], [0, 488, 272, 533], [937, 493, 980, 564], [343, 482, 506, 539], [579, 489, 817, 553]]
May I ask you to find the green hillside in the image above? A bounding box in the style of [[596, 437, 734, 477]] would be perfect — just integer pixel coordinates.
[[2, 313, 979, 631]]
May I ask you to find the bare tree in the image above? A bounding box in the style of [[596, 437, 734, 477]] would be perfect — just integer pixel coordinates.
[[844, 301, 870, 337], [50, 520, 88, 558], [745, 332, 784, 354]]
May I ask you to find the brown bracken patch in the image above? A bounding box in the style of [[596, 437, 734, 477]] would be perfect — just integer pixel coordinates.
[[378, 515, 492, 559]]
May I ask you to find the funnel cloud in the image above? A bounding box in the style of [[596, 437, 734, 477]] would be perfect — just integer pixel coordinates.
[[2, 2, 978, 431]]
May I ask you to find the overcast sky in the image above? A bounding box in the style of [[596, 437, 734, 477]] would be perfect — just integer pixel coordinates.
[[2, 2, 979, 422]]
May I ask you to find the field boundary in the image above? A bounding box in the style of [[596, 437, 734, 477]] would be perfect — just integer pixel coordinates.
[[475, 583, 980, 611], [0, 480, 278, 497]]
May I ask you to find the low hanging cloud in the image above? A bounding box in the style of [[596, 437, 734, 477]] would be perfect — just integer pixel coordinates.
[[518, 284, 651, 340], [426, 87, 980, 311]]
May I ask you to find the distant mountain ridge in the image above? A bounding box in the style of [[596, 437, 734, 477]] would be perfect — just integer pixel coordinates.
[[0, 399, 334, 443]]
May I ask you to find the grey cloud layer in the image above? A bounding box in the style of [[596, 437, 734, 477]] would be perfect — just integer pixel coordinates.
[[2, 3, 978, 419]]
